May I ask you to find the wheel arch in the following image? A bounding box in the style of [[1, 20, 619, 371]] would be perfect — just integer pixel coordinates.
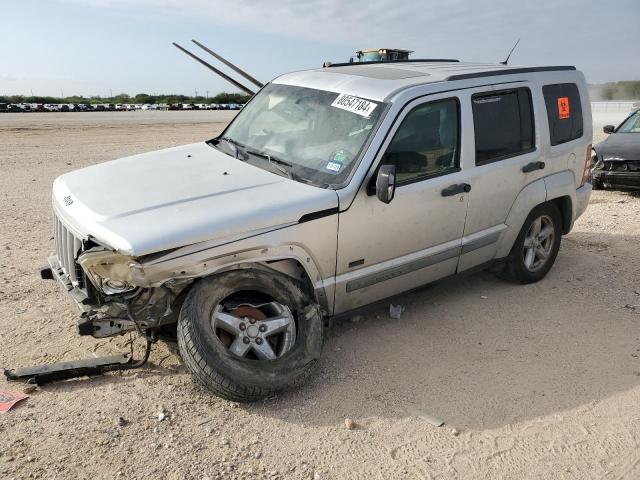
[[497, 171, 577, 258], [142, 244, 332, 315], [549, 195, 573, 234]]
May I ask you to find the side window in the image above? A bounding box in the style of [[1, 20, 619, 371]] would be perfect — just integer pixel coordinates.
[[472, 88, 535, 165], [542, 83, 583, 145], [382, 98, 460, 184]]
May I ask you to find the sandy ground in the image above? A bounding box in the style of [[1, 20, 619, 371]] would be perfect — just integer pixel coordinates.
[[0, 110, 639, 480]]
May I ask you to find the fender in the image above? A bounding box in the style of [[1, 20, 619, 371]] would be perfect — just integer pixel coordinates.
[[136, 217, 338, 314], [496, 178, 546, 258], [544, 170, 578, 232], [496, 170, 578, 258]]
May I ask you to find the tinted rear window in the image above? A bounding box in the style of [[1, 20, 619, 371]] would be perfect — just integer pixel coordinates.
[[472, 88, 535, 165], [542, 83, 583, 146]]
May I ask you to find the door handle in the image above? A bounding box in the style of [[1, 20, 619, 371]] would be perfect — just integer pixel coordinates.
[[522, 161, 545, 173], [441, 183, 471, 197]]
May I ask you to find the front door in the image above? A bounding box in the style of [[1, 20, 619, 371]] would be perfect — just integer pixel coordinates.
[[334, 95, 470, 313]]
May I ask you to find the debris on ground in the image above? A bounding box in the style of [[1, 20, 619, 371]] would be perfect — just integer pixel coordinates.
[[422, 414, 444, 427], [0, 389, 29, 413], [22, 385, 37, 394], [344, 418, 355, 430], [389, 304, 404, 319], [117, 417, 129, 427], [157, 406, 168, 421], [480, 295, 488, 299], [451, 428, 460, 436]]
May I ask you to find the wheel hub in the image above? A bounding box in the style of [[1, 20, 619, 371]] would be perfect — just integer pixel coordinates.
[[212, 301, 297, 361], [522, 214, 555, 272], [246, 324, 259, 338]]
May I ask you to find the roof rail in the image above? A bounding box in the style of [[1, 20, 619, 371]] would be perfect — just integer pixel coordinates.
[[446, 65, 576, 81], [325, 59, 460, 68]]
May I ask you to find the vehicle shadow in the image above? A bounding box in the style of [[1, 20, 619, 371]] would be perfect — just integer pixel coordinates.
[[248, 230, 640, 430]]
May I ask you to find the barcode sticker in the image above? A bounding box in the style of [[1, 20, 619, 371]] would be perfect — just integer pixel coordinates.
[[331, 94, 377, 117]]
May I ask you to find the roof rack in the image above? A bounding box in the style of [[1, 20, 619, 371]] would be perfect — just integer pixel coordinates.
[[445, 65, 576, 81], [325, 59, 460, 68]]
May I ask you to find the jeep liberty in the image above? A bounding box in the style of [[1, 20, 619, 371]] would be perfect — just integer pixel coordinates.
[[42, 60, 592, 401]]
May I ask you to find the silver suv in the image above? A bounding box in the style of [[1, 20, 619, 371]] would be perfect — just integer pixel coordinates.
[[44, 61, 592, 401]]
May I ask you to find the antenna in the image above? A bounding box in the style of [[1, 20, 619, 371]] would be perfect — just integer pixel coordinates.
[[500, 39, 520, 65], [172, 42, 255, 96], [191, 39, 264, 89]]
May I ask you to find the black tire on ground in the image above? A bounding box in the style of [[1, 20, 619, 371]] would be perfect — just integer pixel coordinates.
[[499, 202, 563, 284], [177, 269, 323, 402], [591, 176, 604, 190]]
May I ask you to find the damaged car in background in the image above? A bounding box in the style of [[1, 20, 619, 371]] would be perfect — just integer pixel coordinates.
[[7, 59, 593, 402], [591, 108, 640, 190]]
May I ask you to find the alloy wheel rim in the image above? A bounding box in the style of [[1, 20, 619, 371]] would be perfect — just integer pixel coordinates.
[[211, 300, 296, 360], [522, 214, 555, 272]]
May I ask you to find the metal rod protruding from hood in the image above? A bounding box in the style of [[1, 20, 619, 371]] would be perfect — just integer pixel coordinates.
[[192, 39, 264, 89], [172, 42, 255, 96]]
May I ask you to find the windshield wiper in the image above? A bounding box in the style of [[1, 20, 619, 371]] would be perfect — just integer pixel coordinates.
[[243, 149, 294, 179], [216, 138, 301, 181], [217, 136, 248, 160]]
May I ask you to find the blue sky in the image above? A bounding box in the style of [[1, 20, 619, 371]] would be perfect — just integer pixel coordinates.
[[2, 0, 639, 97]]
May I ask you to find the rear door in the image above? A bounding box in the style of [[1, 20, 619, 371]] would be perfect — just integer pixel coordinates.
[[457, 84, 545, 271]]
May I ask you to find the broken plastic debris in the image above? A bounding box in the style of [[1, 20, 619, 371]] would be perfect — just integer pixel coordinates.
[[389, 304, 404, 319], [0, 389, 28, 413]]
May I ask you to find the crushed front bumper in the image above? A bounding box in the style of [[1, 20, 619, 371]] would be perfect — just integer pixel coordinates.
[[591, 170, 640, 190]]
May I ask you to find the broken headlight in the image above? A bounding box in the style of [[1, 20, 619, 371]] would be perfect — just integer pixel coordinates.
[[78, 250, 142, 295]]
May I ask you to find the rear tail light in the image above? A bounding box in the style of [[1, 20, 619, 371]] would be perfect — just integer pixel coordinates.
[[581, 144, 592, 186]]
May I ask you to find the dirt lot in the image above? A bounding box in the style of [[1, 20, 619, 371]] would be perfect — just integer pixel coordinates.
[[0, 111, 639, 480]]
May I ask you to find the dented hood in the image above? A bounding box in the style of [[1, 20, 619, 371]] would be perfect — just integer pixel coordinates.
[[596, 133, 640, 161], [52, 142, 338, 256]]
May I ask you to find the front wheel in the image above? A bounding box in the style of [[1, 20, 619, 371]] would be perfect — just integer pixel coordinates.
[[177, 269, 323, 402], [499, 203, 562, 284]]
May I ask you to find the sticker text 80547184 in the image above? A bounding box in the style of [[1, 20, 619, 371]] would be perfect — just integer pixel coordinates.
[[331, 94, 377, 118]]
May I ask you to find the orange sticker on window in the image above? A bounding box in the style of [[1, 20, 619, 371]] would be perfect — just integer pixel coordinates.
[[557, 97, 570, 119]]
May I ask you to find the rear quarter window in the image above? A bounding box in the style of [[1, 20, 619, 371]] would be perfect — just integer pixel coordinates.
[[542, 83, 583, 146]]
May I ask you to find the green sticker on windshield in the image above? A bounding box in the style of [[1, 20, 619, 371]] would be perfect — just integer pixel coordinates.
[[333, 150, 347, 162]]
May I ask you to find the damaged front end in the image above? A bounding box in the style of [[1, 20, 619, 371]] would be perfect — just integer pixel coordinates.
[[47, 244, 190, 340], [591, 156, 640, 190]]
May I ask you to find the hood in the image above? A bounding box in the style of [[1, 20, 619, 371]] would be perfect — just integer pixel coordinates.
[[53, 142, 338, 256], [595, 133, 640, 161]]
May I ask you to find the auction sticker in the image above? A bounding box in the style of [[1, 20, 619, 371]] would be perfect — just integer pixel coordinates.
[[557, 97, 570, 119], [331, 94, 377, 117]]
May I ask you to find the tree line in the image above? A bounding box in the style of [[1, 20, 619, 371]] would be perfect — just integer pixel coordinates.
[[4, 82, 639, 105], [589, 81, 640, 101], [0, 92, 252, 105]]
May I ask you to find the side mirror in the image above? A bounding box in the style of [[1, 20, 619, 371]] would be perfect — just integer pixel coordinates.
[[376, 164, 396, 204], [603, 125, 615, 134]]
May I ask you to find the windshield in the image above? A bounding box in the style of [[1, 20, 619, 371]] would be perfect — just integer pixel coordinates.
[[214, 83, 386, 187], [617, 110, 640, 133]]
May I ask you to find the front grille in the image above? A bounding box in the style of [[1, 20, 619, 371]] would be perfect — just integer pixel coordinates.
[[53, 212, 85, 289], [605, 160, 640, 172]]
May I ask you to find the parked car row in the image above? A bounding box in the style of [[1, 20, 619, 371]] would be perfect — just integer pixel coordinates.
[[0, 102, 244, 113]]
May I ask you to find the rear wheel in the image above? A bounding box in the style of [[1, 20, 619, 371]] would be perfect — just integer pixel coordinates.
[[499, 203, 562, 284], [177, 269, 323, 402]]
